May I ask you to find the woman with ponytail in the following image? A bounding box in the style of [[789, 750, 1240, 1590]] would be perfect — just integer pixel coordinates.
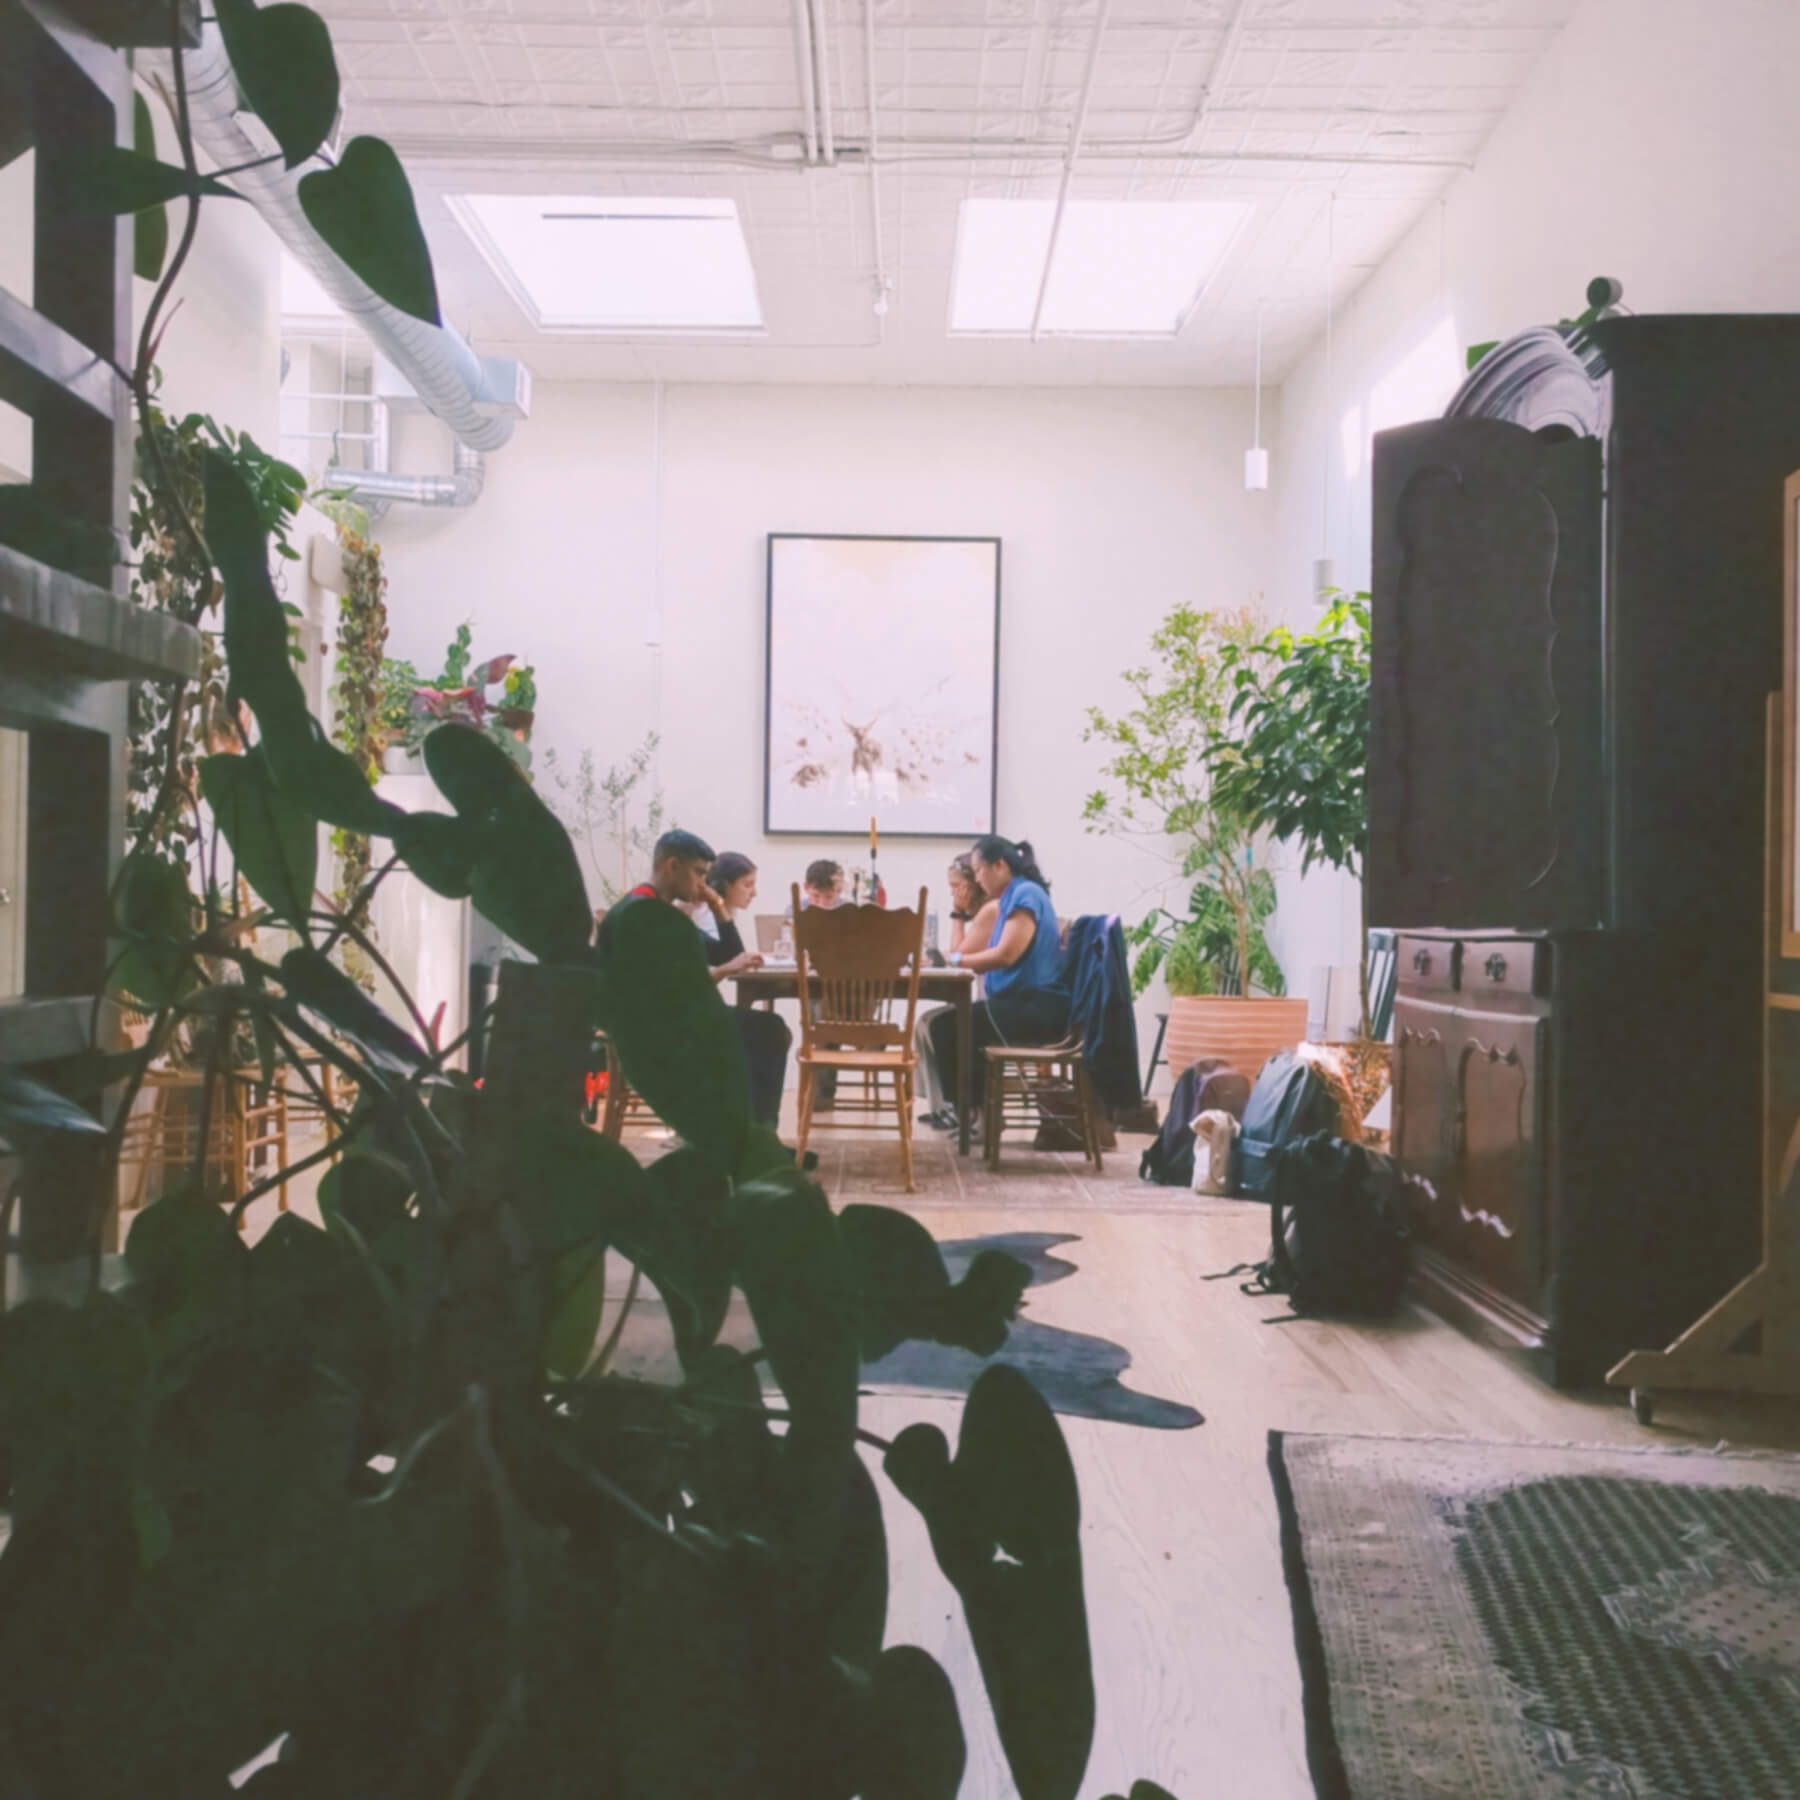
[[923, 834, 1071, 1130]]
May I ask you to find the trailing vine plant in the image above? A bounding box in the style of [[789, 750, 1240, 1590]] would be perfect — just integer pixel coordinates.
[[124, 375, 307, 873], [320, 496, 389, 959]]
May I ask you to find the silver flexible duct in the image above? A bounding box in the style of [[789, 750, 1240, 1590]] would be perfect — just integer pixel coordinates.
[[317, 440, 486, 509], [147, 24, 519, 457]]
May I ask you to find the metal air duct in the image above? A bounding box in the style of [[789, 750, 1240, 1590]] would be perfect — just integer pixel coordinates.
[[146, 24, 527, 465]]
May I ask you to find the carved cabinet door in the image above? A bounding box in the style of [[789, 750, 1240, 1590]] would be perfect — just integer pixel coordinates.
[[1369, 417, 1604, 930], [1451, 1005, 1548, 1311], [1393, 994, 1459, 1233]]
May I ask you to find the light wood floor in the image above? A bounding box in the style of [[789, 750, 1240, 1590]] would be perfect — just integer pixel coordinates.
[[263, 1108, 1800, 1800]]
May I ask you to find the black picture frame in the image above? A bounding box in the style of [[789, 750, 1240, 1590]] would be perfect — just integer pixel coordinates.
[[762, 533, 1001, 839]]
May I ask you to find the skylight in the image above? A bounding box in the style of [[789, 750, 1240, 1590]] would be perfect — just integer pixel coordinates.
[[950, 198, 1253, 337], [449, 195, 763, 332]]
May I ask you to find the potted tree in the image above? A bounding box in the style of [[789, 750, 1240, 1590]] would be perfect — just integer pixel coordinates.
[[1203, 591, 1384, 1114], [1085, 605, 1308, 1086]]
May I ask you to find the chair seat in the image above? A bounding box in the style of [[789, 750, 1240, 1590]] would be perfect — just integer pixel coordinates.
[[797, 1046, 915, 1069], [983, 1040, 1082, 1064], [981, 1037, 1104, 1174]]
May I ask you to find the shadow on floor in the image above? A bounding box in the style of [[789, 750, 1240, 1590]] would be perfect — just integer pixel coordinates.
[[861, 1230, 1204, 1432]]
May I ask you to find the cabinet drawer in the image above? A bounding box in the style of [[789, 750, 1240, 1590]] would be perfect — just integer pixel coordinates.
[[1397, 934, 1457, 998], [1459, 937, 1544, 1009]]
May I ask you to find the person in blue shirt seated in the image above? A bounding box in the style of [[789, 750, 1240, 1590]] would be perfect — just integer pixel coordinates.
[[923, 834, 1070, 1131]]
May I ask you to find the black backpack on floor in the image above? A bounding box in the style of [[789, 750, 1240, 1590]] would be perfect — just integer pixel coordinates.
[[1245, 1133, 1412, 1318], [1231, 1051, 1335, 1198]]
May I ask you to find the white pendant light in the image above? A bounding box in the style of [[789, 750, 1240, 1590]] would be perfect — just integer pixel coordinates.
[[1245, 301, 1269, 490]]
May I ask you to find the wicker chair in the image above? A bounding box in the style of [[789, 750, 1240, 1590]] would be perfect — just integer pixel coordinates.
[[116, 1066, 290, 1235]]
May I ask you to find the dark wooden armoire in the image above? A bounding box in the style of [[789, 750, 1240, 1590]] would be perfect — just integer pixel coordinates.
[[1372, 315, 1800, 1386]]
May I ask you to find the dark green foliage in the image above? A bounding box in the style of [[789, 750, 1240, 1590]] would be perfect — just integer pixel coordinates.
[[0, 1070, 105, 1152], [0, 28, 1120, 1789], [67, 146, 239, 213], [420, 724, 590, 959], [298, 138, 441, 326], [214, 0, 341, 169], [887, 1366, 1095, 1800], [200, 748, 317, 933], [131, 92, 167, 281]]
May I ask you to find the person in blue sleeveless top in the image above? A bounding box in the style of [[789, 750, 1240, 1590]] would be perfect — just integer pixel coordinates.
[[922, 834, 1071, 1131]]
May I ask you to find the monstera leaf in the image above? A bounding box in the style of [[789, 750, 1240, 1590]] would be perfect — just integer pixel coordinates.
[[886, 1366, 1094, 1800]]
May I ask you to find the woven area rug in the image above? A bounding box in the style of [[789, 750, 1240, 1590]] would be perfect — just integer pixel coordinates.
[[1270, 1431, 1800, 1799]]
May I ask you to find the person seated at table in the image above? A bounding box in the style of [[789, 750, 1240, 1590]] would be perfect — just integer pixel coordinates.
[[601, 829, 790, 1130], [923, 835, 1070, 1132], [916, 852, 999, 1129], [694, 850, 759, 960], [802, 859, 845, 908]]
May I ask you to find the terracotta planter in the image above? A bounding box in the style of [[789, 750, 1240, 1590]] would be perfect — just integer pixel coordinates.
[[1163, 994, 1310, 1087]]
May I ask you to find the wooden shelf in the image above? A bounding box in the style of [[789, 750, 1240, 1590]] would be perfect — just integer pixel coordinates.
[[0, 994, 119, 1065], [0, 287, 120, 424], [24, 0, 199, 52], [0, 541, 202, 684]]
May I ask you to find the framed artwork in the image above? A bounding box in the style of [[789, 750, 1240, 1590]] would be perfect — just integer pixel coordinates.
[[1786, 472, 1800, 958], [763, 534, 1000, 838]]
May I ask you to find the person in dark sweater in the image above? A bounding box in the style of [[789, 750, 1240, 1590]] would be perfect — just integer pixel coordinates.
[[602, 830, 791, 1128]]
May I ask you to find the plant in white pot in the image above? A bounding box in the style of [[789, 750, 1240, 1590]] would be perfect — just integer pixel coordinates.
[[1083, 605, 1307, 1084]]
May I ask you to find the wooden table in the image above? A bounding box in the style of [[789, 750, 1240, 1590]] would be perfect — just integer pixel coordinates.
[[732, 964, 977, 1155]]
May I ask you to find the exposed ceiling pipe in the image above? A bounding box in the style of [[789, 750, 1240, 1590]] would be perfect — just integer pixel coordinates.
[[790, 0, 821, 165], [146, 22, 527, 458], [1028, 0, 1114, 341], [809, 0, 837, 165], [864, 0, 889, 329], [318, 440, 486, 511], [1184, 0, 1257, 147]]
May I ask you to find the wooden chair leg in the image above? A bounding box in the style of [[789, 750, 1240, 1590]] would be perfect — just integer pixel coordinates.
[[794, 1062, 817, 1166], [895, 1066, 914, 1194], [601, 1073, 628, 1143], [983, 1058, 1001, 1169], [1077, 1062, 1104, 1172]]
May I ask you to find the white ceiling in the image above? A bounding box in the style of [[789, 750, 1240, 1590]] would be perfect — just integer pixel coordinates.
[[308, 0, 1579, 386]]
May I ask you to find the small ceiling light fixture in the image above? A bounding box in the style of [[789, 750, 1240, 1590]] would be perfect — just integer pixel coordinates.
[[1245, 301, 1269, 490]]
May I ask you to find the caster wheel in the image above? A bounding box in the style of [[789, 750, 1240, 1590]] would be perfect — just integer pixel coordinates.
[[1630, 1387, 1654, 1427]]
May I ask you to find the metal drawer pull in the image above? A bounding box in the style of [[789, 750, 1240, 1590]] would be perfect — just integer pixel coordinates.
[[1484, 953, 1507, 982], [1412, 948, 1432, 974]]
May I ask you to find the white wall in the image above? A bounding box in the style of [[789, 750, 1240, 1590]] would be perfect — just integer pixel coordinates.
[[1269, 0, 1800, 970], [374, 381, 1279, 1068]]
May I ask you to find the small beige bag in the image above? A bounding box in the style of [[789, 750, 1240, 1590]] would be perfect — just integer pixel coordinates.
[[1191, 1108, 1240, 1195]]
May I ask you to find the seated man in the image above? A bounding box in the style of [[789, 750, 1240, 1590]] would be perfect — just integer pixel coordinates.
[[602, 828, 792, 1130]]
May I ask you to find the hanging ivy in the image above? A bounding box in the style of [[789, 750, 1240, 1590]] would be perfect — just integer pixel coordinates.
[[322, 498, 389, 953], [125, 375, 307, 874]]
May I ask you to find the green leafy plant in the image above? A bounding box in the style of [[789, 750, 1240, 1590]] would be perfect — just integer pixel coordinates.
[[1127, 865, 1282, 1000], [321, 498, 389, 972], [544, 733, 665, 910], [1084, 605, 1284, 998], [381, 623, 537, 771], [1205, 593, 1372, 881], [0, 449, 1158, 1798], [125, 374, 308, 881], [2, 18, 1185, 1786]]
